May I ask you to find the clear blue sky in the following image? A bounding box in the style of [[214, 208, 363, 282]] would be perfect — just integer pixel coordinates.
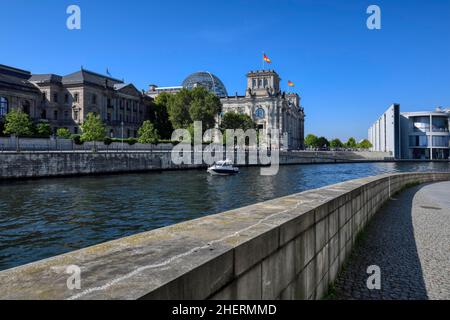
[[1, 0, 449, 141]]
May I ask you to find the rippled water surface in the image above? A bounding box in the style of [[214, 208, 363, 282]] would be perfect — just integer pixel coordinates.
[[0, 162, 449, 270]]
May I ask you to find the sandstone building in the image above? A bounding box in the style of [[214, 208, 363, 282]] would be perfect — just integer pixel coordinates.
[[148, 70, 305, 149], [0, 64, 151, 138]]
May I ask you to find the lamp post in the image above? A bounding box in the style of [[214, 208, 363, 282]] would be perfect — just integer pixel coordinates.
[[121, 121, 124, 152]]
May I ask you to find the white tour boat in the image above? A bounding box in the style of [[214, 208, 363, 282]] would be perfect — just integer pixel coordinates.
[[207, 160, 239, 176]]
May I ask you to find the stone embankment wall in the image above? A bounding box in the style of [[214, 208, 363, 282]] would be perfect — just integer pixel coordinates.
[[0, 150, 392, 180], [0, 172, 449, 300]]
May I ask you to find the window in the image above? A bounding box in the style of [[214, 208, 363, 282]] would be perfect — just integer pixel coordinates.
[[107, 113, 111, 121], [73, 127, 78, 134], [254, 107, 265, 119], [432, 116, 449, 132], [73, 110, 78, 121], [54, 110, 58, 120], [74, 93, 79, 103], [64, 111, 69, 120], [412, 117, 430, 132], [258, 79, 262, 87], [22, 101, 30, 115], [263, 79, 268, 87], [409, 135, 428, 147], [64, 94, 69, 104], [53, 93, 58, 103], [42, 92, 47, 102], [0, 97, 8, 117], [92, 94, 97, 104], [252, 79, 256, 88], [41, 109, 47, 119], [432, 136, 449, 147]]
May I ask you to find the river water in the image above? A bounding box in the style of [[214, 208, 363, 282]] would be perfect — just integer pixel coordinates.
[[0, 162, 449, 271]]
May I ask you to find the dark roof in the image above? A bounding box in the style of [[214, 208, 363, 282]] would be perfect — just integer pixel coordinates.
[[62, 69, 123, 87], [0, 64, 31, 79], [29, 74, 63, 84], [0, 65, 40, 93]]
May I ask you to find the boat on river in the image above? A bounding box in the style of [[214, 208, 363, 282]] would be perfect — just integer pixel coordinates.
[[207, 160, 239, 176]]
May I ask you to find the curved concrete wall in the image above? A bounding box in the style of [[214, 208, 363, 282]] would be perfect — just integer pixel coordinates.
[[0, 172, 449, 299]]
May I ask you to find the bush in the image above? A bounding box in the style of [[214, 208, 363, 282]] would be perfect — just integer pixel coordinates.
[[127, 138, 137, 145], [103, 137, 112, 145], [57, 128, 72, 139], [71, 134, 83, 145]]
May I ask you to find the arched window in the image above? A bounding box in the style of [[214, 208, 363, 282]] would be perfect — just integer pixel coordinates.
[[255, 107, 265, 119], [0, 97, 8, 117]]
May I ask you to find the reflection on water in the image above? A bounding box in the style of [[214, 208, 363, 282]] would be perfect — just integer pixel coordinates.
[[0, 161, 449, 270]]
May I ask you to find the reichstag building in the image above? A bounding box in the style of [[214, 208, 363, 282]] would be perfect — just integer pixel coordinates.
[[148, 70, 305, 150]]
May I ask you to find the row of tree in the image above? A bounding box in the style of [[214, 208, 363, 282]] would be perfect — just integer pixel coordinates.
[[304, 134, 372, 149]]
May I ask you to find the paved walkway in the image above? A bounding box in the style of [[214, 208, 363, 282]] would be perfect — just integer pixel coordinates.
[[334, 181, 450, 300]]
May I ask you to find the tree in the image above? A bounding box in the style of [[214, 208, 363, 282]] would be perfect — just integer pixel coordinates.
[[304, 134, 319, 148], [345, 137, 357, 148], [138, 120, 160, 144], [36, 122, 52, 137], [57, 128, 72, 139], [220, 112, 256, 131], [167, 88, 192, 129], [317, 136, 329, 148], [80, 113, 106, 149], [166, 87, 222, 132], [330, 138, 344, 149], [3, 109, 33, 150], [188, 87, 222, 132], [153, 93, 174, 139], [358, 139, 373, 149]]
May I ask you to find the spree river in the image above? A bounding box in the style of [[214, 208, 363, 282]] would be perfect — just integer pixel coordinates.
[[0, 162, 449, 271]]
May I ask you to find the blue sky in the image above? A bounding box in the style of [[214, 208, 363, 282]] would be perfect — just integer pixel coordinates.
[[1, 0, 449, 140]]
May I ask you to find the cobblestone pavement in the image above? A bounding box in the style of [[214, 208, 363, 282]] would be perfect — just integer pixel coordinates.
[[334, 181, 450, 300]]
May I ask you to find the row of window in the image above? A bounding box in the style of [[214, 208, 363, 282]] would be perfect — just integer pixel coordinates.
[[409, 135, 450, 147], [252, 78, 269, 89], [412, 116, 449, 133]]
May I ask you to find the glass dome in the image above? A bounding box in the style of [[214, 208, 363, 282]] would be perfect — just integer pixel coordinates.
[[182, 71, 228, 97]]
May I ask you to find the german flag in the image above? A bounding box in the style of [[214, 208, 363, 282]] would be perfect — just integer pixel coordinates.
[[263, 53, 271, 64], [288, 80, 295, 87]]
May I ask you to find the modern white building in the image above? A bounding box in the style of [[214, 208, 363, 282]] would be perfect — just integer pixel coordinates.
[[368, 104, 450, 160]]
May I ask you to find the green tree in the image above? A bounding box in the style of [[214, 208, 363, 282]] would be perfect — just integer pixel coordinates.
[[153, 93, 174, 139], [138, 120, 160, 144], [3, 109, 33, 150], [330, 138, 344, 149], [304, 134, 319, 148], [166, 87, 222, 132], [358, 139, 373, 149], [56, 128, 72, 139], [36, 122, 52, 137], [188, 87, 222, 132], [167, 88, 192, 129], [317, 136, 329, 148], [80, 113, 106, 149], [220, 112, 256, 131], [345, 137, 357, 148]]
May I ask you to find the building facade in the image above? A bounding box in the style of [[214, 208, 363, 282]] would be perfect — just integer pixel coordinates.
[[0, 64, 152, 138], [148, 69, 306, 150], [368, 104, 450, 160], [221, 70, 305, 150]]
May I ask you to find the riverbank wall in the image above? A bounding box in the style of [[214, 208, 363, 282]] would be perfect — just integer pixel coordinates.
[[0, 150, 392, 180], [0, 172, 449, 299]]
